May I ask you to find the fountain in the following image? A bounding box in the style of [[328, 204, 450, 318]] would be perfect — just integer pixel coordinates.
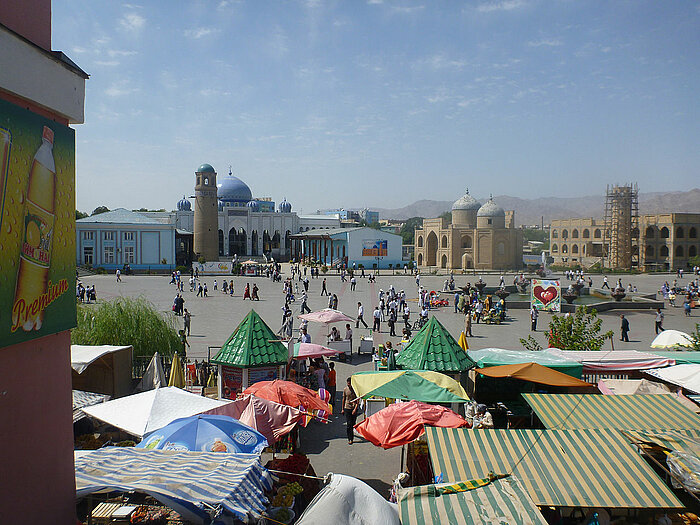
[[611, 289, 627, 302], [474, 279, 487, 296]]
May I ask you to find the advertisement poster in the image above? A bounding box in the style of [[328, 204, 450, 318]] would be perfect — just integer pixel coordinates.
[[193, 261, 232, 275], [362, 239, 387, 257], [221, 365, 243, 399], [248, 366, 278, 386], [531, 279, 561, 312], [0, 98, 76, 349]]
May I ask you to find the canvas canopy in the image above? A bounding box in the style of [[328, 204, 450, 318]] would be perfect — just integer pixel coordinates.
[[81, 386, 228, 438], [623, 430, 700, 456], [523, 393, 700, 431], [75, 447, 272, 523], [648, 352, 700, 365], [351, 370, 469, 403], [476, 363, 591, 387], [646, 364, 700, 394], [544, 348, 675, 371], [72, 390, 109, 423], [71, 345, 132, 374], [468, 348, 582, 377], [425, 426, 682, 508], [398, 476, 547, 525], [295, 473, 399, 525], [135, 352, 167, 392], [396, 317, 474, 372], [212, 310, 288, 367], [650, 330, 693, 349]]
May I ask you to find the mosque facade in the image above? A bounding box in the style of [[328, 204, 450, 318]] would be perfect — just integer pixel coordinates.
[[414, 190, 523, 271]]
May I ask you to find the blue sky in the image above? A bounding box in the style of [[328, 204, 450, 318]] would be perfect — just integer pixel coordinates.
[[53, 1, 700, 214]]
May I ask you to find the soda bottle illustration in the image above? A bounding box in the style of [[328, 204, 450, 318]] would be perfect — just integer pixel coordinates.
[[12, 126, 56, 332]]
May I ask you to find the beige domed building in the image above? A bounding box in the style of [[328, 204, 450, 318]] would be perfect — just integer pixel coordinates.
[[414, 190, 523, 270]]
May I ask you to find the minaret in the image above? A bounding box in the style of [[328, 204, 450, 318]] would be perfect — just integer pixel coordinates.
[[193, 163, 219, 262]]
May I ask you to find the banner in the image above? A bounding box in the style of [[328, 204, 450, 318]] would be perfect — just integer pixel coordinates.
[[362, 239, 387, 257], [194, 261, 232, 275], [531, 279, 561, 312], [0, 98, 76, 348], [221, 365, 243, 400]]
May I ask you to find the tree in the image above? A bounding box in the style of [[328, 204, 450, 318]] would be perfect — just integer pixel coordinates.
[[76, 210, 88, 220], [520, 305, 613, 351], [681, 324, 700, 351], [91, 206, 110, 215], [72, 297, 181, 357], [689, 255, 700, 268], [400, 217, 424, 245]]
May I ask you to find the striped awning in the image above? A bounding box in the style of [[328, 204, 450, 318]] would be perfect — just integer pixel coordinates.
[[398, 476, 547, 525], [75, 447, 273, 523], [425, 427, 683, 508], [523, 393, 700, 431], [624, 430, 700, 455]]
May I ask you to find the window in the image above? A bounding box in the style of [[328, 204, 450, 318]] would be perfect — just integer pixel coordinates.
[[594, 229, 601, 239], [82, 231, 94, 240], [660, 246, 669, 256], [675, 245, 684, 257], [676, 227, 684, 238], [551, 243, 558, 253], [441, 236, 448, 248], [572, 244, 579, 254], [562, 229, 568, 239], [552, 230, 558, 238], [562, 245, 568, 254], [572, 229, 579, 239], [487, 218, 492, 225], [123, 246, 135, 263], [660, 227, 669, 239], [582, 229, 590, 238], [83, 247, 93, 265], [462, 236, 472, 249], [103, 231, 114, 241], [417, 236, 423, 248], [645, 226, 655, 238], [689, 246, 697, 257], [103, 246, 114, 263], [123, 231, 134, 241], [690, 227, 697, 239]]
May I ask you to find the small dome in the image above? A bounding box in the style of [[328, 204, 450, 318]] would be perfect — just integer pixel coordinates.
[[218, 200, 224, 211], [247, 200, 260, 212], [177, 195, 191, 211], [197, 163, 216, 174], [452, 188, 481, 211], [278, 198, 292, 213], [477, 197, 505, 218], [217, 168, 252, 204]]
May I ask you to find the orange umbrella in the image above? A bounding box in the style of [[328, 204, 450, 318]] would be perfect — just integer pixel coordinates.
[[354, 400, 469, 449], [476, 362, 592, 387], [244, 380, 332, 416]]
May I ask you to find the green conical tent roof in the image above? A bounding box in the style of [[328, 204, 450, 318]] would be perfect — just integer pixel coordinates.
[[212, 310, 288, 367], [396, 317, 474, 372]]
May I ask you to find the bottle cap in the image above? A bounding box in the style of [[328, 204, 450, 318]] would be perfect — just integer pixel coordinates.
[[42, 126, 54, 144]]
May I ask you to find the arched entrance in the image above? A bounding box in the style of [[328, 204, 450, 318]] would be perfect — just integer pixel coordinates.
[[417, 253, 423, 266], [263, 230, 272, 254], [426, 232, 438, 266], [461, 254, 473, 269], [441, 254, 448, 268], [229, 228, 247, 256]]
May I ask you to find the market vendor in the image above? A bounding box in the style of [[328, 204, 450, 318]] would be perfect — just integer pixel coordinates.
[[472, 404, 494, 429]]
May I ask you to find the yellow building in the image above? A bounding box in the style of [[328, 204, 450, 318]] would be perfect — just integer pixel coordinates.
[[414, 190, 523, 270]]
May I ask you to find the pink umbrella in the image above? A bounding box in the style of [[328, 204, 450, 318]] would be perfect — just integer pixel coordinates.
[[293, 342, 342, 359], [204, 394, 304, 445], [299, 308, 353, 324]]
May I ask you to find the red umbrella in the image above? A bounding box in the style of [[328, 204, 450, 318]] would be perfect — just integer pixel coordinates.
[[244, 380, 332, 416], [354, 400, 469, 449]]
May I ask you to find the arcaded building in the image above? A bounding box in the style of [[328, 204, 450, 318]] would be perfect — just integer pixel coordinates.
[[550, 213, 700, 271], [414, 190, 523, 270]]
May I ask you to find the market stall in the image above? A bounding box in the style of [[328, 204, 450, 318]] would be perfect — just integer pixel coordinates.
[[213, 310, 288, 400], [543, 348, 675, 381], [71, 344, 133, 398], [646, 364, 700, 395]]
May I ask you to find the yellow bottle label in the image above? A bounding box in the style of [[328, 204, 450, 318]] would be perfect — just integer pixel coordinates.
[[20, 199, 54, 267]]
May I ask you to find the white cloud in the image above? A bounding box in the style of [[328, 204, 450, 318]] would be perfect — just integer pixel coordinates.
[[72, 46, 88, 54], [105, 80, 139, 97], [108, 49, 138, 57], [528, 38, 562, 47], [94, 60, 120, 66], [119, 13, 145, 32], [391, 5, 425, 14], [417, 54, 467, 70], [367, 0, 384, 3], [476, 0, 526, 13], [184, 27, 219, 39]]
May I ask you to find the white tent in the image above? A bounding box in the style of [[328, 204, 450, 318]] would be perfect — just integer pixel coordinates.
[[81, 386, 228, 438], [295, 474, 399, 525], [650, 330, 693, 349], [646, 365, 700, 395], [135, 352, 167, 392], [71, 345, 132, 374]]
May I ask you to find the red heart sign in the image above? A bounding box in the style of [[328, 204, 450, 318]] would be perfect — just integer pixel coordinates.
[[534, 285, 558, 306]]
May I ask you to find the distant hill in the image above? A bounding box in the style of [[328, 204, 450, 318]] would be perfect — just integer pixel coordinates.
[[375, 189, 700, 226]]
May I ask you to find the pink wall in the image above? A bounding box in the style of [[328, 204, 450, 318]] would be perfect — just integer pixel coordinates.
[[0, 331, 76, 524], [0, 0, 52, 51]]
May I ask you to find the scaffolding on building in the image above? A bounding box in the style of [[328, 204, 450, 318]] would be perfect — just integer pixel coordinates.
[[603, 183, 639, 270]]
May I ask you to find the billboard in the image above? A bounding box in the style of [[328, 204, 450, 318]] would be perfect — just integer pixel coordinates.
[[0, 98, 76, 348], [531, 279, 561, 312], [362, 239, 387, 257]]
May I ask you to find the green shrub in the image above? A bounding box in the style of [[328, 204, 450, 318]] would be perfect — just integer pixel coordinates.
[[72, 296, 181, 357], [176, 265, 189, 274]]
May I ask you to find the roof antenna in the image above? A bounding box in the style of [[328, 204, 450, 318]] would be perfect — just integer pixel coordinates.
[[228, 165, 232, 176]]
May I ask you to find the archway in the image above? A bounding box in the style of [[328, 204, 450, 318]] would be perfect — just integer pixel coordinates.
[[461, 254, 473, 269], [582, 229, 590, 239], [229, 228, 246, 256], [594, 229, 602, 239], [660, 227, 669, 239], [572, 229, 579, 239], [572, 244, 579, 254], [441, 235, 448, 248], [417, 236, 423, 247], [272, 230, 280, 250], [263, 230, 271, 254], [417, 253, 423, 266], [461, 235, 472, 249], [441, 254, 448, 268], [646, 226, 655, 238], [426, 232, 438, 266]]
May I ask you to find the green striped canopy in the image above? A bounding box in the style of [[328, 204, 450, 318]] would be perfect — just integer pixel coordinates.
[[523, 393, 700, 431], [426, 427, 683, 508], [398, 476, 547, 525], [624, 430, 700, 455]]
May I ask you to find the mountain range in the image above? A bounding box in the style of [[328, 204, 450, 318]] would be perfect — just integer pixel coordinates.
[[375, 188, 700, 226]]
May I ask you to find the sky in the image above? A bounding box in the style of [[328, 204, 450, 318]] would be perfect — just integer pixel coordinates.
[[52, 1, 700, 215]]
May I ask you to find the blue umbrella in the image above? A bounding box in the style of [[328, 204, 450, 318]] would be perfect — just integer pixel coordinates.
[[136, 414, 268, 454]]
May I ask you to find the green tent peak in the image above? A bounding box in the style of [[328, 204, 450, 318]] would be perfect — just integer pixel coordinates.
[[396, 317, 474, 372], [212, 309, 288, 367]]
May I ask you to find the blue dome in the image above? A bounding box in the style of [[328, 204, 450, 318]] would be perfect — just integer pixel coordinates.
[[217, 169, 252, 204], [177, 195, 191, 211], [247, 200, 260, 212], [218, 200, 224, 211], [278, 198, 292, 213], [197, 163, 216, 174]]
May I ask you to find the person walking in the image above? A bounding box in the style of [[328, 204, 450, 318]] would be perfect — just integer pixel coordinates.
[[620, 314, 630, 342], [300, 292, 311, 314], [654, 308, 664, 334], [116, 268, 121, 282], [475, 301, 484, 324], [183, 309, 191, 336], [388, 308, 397, 336], [602, 276, 610, 289], [243, 283, 251, 300], [372, 306, 381, 332], [344, 324, 353, 356], [197, 283, 203, 297], [321, 278, 329, 296], [530, 305, 538, 332], [342, 378, 359, 445], [350, 276, 357, 291], [252, 283, 260, 300], [356, 302, 368, 328], [179, 329, 190, 357], [327, 363, 337, 410], [465, 308, 473, 337]]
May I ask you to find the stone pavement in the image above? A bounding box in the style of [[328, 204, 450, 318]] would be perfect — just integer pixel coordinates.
[[80, 267, 699, 495]]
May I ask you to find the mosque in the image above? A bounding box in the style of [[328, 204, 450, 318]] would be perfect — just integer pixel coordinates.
[[414, 189, 523, 271]]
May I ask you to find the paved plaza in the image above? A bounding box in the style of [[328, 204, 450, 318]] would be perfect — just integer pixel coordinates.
[[80, 267, 699, 496]]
